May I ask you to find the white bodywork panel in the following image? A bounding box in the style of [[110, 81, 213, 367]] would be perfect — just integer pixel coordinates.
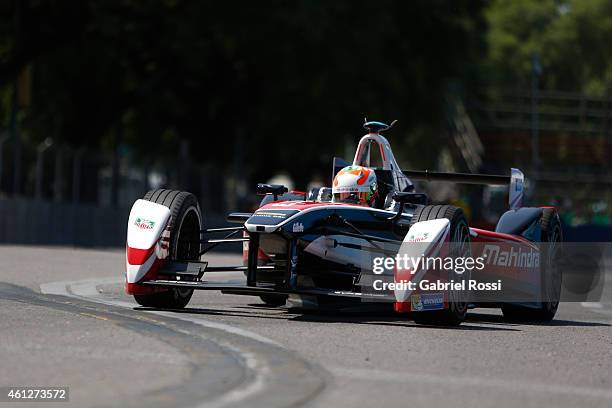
[[394, 218, 450, 302], [303, 235, 378, 271], [353, 133, 401, 171], [352, 132, 412, 192], [126, 199, 171, 283], [127, 199, 171, 250]]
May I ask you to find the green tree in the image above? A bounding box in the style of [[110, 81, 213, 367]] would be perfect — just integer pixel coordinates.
[[485, 0, 612, 94]]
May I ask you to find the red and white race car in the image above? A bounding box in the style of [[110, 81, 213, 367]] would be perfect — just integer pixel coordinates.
[[124, 120, 562, 326]]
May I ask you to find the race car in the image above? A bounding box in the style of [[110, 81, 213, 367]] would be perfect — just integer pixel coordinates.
[[125, 120, 562, 325]]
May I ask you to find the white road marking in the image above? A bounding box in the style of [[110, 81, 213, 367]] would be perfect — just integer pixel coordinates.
[[331, 367, 612, 399], [40, 277, 285, 408], [41, 277, 612, 404], [580, 302, 603, 309], [40, 277, 283, 347], [197, 348, 269, 408], [580, 301, 612, 316]]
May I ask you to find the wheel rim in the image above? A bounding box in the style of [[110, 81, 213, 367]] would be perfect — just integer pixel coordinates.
[[174, 206, 201, 297]]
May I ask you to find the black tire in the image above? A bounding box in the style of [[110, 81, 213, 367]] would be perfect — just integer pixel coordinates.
[[409, 205, 471, 326], [133, 189, 202, 309], [502, 208, 562, 322]]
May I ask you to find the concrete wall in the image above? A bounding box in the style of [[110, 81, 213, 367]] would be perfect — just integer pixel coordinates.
[[0, 198, 234, 248], [0, 198, 129, 247]]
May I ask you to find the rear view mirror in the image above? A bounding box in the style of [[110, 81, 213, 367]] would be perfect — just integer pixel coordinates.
[[391, 192, 429, 222], [256, 184, 289, 201]]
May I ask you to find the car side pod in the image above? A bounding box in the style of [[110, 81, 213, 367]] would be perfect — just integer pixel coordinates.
[[125, 199, 171, 291], [393, 218, 450, 313]]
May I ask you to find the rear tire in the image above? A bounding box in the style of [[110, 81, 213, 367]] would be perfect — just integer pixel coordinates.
[[502, 208, 562, 322], [409, 205, 471, 326], [133, 189, 202, 309]]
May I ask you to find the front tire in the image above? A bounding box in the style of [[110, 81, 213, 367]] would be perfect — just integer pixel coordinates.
[[409, 205, 471, 326], [133, 189, 202, 309]]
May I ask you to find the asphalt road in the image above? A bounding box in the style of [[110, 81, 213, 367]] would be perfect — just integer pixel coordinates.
[[1, 245, 611, 408]]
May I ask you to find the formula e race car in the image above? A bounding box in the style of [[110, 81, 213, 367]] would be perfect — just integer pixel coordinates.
[[125, 120, 562, 325]]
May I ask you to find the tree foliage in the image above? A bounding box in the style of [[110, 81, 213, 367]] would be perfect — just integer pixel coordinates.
[[3, 0, 612, 191], [485, 0, 612, 95], [2, 1, 486, 188]]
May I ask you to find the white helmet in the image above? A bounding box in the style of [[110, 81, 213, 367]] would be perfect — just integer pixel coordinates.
[[332, 165, 378, 206]]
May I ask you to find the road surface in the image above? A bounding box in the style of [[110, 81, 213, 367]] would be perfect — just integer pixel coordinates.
[[0, 245, 611, 407]]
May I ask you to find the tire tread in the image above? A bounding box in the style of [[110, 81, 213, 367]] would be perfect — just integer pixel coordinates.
[[409, 204, 469, 326], [132, 189, 201, 309]]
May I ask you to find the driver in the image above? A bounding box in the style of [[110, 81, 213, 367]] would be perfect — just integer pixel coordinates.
[[332, 165, 378, 207]]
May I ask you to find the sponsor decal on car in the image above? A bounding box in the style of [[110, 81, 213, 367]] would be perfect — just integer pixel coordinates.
[[333, 186, 361, 193], [292, 222, 304, 233], [247, 209, 300, 227], [410, 292, 445, 311], [407, 232, 429, 242], [482, 244, 540, 268], [253, 211, 290, 219], [134, 217, 155, 230]]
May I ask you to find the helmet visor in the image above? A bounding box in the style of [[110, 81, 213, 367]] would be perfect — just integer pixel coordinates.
[[333, 191, 372, 204]]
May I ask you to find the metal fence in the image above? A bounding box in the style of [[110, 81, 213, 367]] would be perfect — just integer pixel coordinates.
[[466, 88, 612, 227], [0, 135, 241, 247], [0, 198, 128, 246]]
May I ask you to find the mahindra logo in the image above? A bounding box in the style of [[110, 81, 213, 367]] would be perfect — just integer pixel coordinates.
[[482, 244, 540, 268]]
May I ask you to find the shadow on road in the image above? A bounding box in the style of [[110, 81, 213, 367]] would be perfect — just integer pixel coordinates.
[[137, 302, 610, 331], [466, 312, 610, 327], [289, 311, 520, 331], [137, 305, 522, 331]]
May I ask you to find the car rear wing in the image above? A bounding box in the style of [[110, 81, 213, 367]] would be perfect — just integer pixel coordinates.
[[403, 168, 524, 210]]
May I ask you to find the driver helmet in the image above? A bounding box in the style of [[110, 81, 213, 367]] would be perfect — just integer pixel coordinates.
[[332, 165, 378, 207]]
